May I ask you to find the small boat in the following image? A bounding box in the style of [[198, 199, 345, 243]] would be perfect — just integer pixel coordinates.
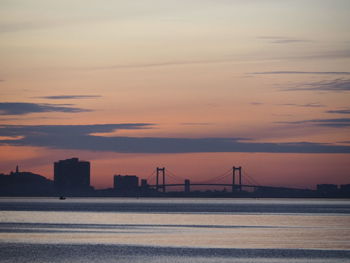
[[59, 196, 66, 200]]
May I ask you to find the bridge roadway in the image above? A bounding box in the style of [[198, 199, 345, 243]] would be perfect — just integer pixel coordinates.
[[148, 184, 300, 191]]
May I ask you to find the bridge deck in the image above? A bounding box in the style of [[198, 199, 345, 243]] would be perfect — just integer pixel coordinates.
[[148, 183, 308, 191]]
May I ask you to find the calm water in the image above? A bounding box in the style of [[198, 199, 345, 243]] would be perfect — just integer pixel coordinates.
[[0, 198, 350, 262]]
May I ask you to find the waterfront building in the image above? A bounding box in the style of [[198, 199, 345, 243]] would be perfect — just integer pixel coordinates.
[[54, 158, 91, 194]]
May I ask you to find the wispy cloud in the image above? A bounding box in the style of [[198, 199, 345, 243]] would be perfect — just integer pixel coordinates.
[[326, 109, 350, 114], [0, 116, 70, 122], [84, 57, 241, 70], [258, 36, 311, 44], [251, 102, 325, 108], [282, 50, 350, 61], [0, 20, 68, 33], [278, 118, 350, 128], [250, 71, 350, 76], [181, 122, 212, 126], [36, 95, 101, 100], [0, 16, 104, 34], [0, 102, 90, 115], [0, 124, 349, 154], [250, 102, 264, 106], [0, 123, 153, 136], [284, 79, 350, 92], [74, 48, 350, 71], [277, 103, 326, 108]]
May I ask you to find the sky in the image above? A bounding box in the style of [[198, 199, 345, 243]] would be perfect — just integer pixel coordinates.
[[0, 0, 350, 189]]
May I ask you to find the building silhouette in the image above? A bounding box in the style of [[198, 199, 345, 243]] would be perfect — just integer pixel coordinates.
[[114, 175, 139, 192], [54, 158, 91, 194]]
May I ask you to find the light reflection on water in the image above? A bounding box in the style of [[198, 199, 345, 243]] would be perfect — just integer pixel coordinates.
[[1, 211, 350, 249], [0, 198, 350, 262]]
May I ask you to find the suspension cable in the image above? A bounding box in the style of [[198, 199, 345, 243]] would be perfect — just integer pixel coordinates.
[[195, 168, 232, 184]]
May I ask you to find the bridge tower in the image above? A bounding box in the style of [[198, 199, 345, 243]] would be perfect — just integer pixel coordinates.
[[156, 167, 166, 192], [232, 166, 242, 192]]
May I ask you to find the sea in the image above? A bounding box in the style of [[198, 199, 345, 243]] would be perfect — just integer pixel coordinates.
[[0, 198, 349, 263]]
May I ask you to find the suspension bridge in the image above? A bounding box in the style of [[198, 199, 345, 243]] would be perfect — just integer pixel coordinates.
[[141, 166, 299, 193]]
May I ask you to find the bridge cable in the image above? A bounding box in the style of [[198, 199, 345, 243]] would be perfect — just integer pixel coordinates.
[[244, 170, 261, 186], [196, 172, 231, 184], [166, 169, 187, 181], [195, 168, 232, 184], [145, 169, 156, 181]]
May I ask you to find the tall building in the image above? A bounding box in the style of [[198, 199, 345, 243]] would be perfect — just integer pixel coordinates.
[[114, 175, 139, 192], [54, 158, 91, 193]]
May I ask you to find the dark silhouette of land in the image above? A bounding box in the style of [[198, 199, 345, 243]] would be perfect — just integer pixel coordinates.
[[1, 159, 349, 198], [0, 166, 53, 196]]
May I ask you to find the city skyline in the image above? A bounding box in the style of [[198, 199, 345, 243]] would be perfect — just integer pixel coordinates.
[[1, 0, 350, 189], [1, 160, 349, 198], [1, 157, 348, 191]]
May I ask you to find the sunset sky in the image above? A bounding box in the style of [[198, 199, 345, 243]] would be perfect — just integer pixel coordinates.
[[1, 0, 350, 189]]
